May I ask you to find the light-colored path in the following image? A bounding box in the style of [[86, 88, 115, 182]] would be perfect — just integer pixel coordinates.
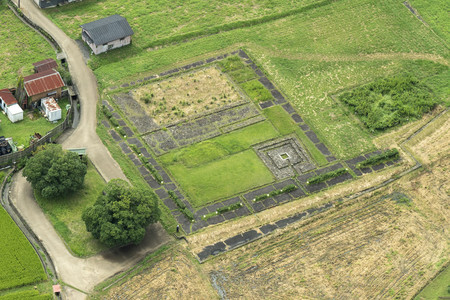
[[10, 173, 171, 297], [13, 0, 126, 182]]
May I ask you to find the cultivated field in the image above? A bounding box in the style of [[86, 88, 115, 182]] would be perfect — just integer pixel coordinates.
[[0, 5, 56, 88], [0, 207, 46, 290]]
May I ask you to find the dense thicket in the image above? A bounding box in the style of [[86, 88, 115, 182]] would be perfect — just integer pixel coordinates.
[[339, 74, 437, 131]]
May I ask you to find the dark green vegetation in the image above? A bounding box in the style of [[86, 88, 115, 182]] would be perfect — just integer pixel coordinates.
[[82, 179, 161, 248], [415, 264, 450, 300], [0, 5, 56, 88], [339, 75, 438, 131], [0, 290, 51, 300], [23, 144, 87, 199], [34, 161, 107, 256], [168, 190, 194, 221], [254, 184, 297, 201], [307, 168, 349, 185], [0, 207, 46, 290], [357, 149, 399, 168]]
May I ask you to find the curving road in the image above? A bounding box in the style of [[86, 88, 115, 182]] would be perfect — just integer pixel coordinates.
[[14, 0, 126, 182], [8, 0, 172, 298]]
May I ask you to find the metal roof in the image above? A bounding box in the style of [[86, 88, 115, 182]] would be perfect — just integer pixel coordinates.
[[33, 58, 58, 73], [0, 89, 18, 106], [24, 69, 65, 97], [80, 15, 134, 45]]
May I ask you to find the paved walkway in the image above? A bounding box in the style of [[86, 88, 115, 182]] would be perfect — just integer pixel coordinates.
[[10, 173, 171, 299]]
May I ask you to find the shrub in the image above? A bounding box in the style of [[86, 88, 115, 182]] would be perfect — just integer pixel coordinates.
[[182, 208, 195, 221], [129, 144, 140, 155], [254, 184, 298, 201], [116, 127, 126, 137], [102, 105, 112, 119], [139, 156, 163, 183], [168, 190, 186, 209], [217, 202, 242, 214], [110, 118, 119, 127], [357, 149, 400, 168], [307, 168, 348, 185]]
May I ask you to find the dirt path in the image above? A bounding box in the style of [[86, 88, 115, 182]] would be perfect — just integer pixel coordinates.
[[13, 0, 126, 182], [9, 173, 171, 299]]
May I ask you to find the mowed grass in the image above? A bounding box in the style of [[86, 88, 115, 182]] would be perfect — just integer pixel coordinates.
[[94, 0, 448, 86], [0, 6, 56, 88], [44, 0, 321, 48], [409, 0, 450, 43], [34, 161, 108, 257], [415, 264, 450, 300], [160, 121, 280, 168], [0, 98, 70, 147], [0, 206, 46, 290], [166, 150, 273, 207]]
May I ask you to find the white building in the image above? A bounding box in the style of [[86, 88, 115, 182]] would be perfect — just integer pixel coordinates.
[[80, 15, 134, 55], [41, 97, 62, 122], [0, 89, 23, 123]]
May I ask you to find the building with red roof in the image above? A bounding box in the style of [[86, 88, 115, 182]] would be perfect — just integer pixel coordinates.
[[22, 69, 65, 108], [0, 89, 23, 123], [33, 58, 58, 73]]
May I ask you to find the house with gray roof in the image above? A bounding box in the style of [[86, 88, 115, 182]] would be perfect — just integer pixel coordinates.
[[80, 15, 134, 55]]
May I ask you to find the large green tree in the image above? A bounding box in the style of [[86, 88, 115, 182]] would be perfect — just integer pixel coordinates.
[[23, 144, 87, 199], [82, 179, 160, 248]]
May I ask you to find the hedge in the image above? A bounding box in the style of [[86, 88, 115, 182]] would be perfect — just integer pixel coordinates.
[[307, 168, 348, 185], [254, 184, 297, 201], [168, 190, 186, 209], [139, 156, 163, 183], [357, 149, 399, 169], [217, 202, 243, 214]]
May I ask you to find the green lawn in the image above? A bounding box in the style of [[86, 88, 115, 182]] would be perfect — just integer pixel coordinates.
[[160, 121, 280, 168], [0, 6, 56, 88], [166, 150, 274, 207], [0, 98, 70, 147], [0, 206, 47, 290], [34, 161, 108, 257], [415, 264, 450, 300]]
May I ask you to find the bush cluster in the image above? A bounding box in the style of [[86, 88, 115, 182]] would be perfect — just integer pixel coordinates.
[[339, 74, 437, 131], [102, 105, 112, 119], [129, 144, 140, 155], [307, 168, 348, 185], [254, 184, 297, 201], [139, 156, 163, 183], [357, 149, 399, 169], [168, 190, 186, 209], [217, 202, 243, 214]]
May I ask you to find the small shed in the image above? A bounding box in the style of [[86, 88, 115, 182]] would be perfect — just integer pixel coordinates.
[[80, 15, 134, 55], [7, 104, 24, 123], [41, 97, 61, 122], [33, 58, 58, 73]]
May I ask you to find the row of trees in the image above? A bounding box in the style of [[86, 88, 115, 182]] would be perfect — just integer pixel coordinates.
[[23, 145, 160, 247]]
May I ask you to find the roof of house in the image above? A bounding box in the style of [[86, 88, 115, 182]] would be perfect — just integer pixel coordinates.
[[8, 103, 23, 115], [80, 15, 134, 45], [23, 69, 65, 97], [42, 97, 61, 112], [33, 58, 58, 73], [0, 89, 18, 106]]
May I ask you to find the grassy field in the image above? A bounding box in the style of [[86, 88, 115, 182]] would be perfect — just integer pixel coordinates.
[[166, 149, 273, 207], [0, 98, 70, 147], [415, 264, 450, 300], [44, 0, 321, 48], [0, 5, 56, 88], [409, 0, 450, 44], [0, 206, 47, 290], [34, 161, 108, 257]]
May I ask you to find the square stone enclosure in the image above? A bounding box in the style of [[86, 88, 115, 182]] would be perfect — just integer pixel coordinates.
[[254, 136, 316, 179]]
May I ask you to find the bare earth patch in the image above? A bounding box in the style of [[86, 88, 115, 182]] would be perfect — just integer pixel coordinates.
[[132, 67, 243, 125]]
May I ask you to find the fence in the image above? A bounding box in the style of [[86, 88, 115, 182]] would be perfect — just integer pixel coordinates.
[[0, 106, 74, 166]]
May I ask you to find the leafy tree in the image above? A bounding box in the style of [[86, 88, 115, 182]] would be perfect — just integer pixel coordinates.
[[82, 179, 160, 248], [23, 144, 87, 199]]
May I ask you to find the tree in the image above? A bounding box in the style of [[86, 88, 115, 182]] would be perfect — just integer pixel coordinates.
[[82, 179, 160, 248], [23, 144, 87, 199]]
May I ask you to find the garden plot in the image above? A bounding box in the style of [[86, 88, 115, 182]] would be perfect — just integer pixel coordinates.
[[132, 67, 243, 125]]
